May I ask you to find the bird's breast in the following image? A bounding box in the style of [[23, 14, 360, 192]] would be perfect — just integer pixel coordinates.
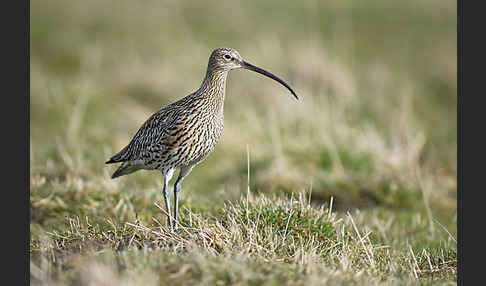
[[164, 112, 223, 167]]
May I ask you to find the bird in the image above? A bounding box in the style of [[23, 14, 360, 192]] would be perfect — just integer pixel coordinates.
[[106, 47, 298, 232]]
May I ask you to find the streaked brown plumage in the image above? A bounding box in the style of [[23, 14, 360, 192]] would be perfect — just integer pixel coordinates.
[[106, 47, 298, 231]]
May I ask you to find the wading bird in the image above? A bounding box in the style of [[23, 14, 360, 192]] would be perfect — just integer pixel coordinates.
[[106, 47, 298, 231]]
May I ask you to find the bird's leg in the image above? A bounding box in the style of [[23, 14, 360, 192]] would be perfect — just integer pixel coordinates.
[[162, 176, 173, 231], [162, 169, 175, 231], [173, 166, 194, 231]]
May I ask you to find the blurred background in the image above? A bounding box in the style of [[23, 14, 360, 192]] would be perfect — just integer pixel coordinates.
[[30, 0, 456, 229]]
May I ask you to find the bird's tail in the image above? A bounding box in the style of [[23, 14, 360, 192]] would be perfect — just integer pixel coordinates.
[[105, 146, 130, 164], [110, 161, 143, 179]]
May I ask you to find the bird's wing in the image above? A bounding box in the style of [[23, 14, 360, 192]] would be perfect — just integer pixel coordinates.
[[107, 105, 179, 163]]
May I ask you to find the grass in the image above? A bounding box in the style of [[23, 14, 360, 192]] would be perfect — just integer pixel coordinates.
[[30, 0, 456, 284], [31, 194, 456, 285]]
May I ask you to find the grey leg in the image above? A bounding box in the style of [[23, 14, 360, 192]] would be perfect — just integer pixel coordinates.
[[162, 169, 175, 231], [173, 166, 194, 231]]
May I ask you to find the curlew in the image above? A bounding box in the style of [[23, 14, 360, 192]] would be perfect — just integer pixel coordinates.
[[106, 47, 298, 231]]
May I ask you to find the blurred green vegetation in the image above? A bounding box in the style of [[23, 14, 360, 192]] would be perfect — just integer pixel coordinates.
[[30, 0, 456, 234]]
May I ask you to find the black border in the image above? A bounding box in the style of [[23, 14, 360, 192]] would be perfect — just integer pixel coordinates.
[[26, 0, 31, 284], [27, 0, 31, 282], [457, 0, 462, 283], [8, 0, 29, 284], [459, 0, 485, 285]]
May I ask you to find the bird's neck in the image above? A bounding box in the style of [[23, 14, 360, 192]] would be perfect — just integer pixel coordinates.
[[198, 68, 228, 115]]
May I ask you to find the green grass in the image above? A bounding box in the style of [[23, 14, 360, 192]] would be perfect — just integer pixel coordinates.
[[30, 0, 456, 284]]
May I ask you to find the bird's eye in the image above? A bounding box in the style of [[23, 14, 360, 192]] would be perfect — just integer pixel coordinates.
[[223, 54, 232, 60]]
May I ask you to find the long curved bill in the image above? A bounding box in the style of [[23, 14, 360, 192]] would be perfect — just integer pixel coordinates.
[[241, 61, 299, 100]]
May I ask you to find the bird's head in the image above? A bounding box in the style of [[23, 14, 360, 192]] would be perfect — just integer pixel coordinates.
[[208, 47, 244, 71], [207, 47, 298, 100]]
